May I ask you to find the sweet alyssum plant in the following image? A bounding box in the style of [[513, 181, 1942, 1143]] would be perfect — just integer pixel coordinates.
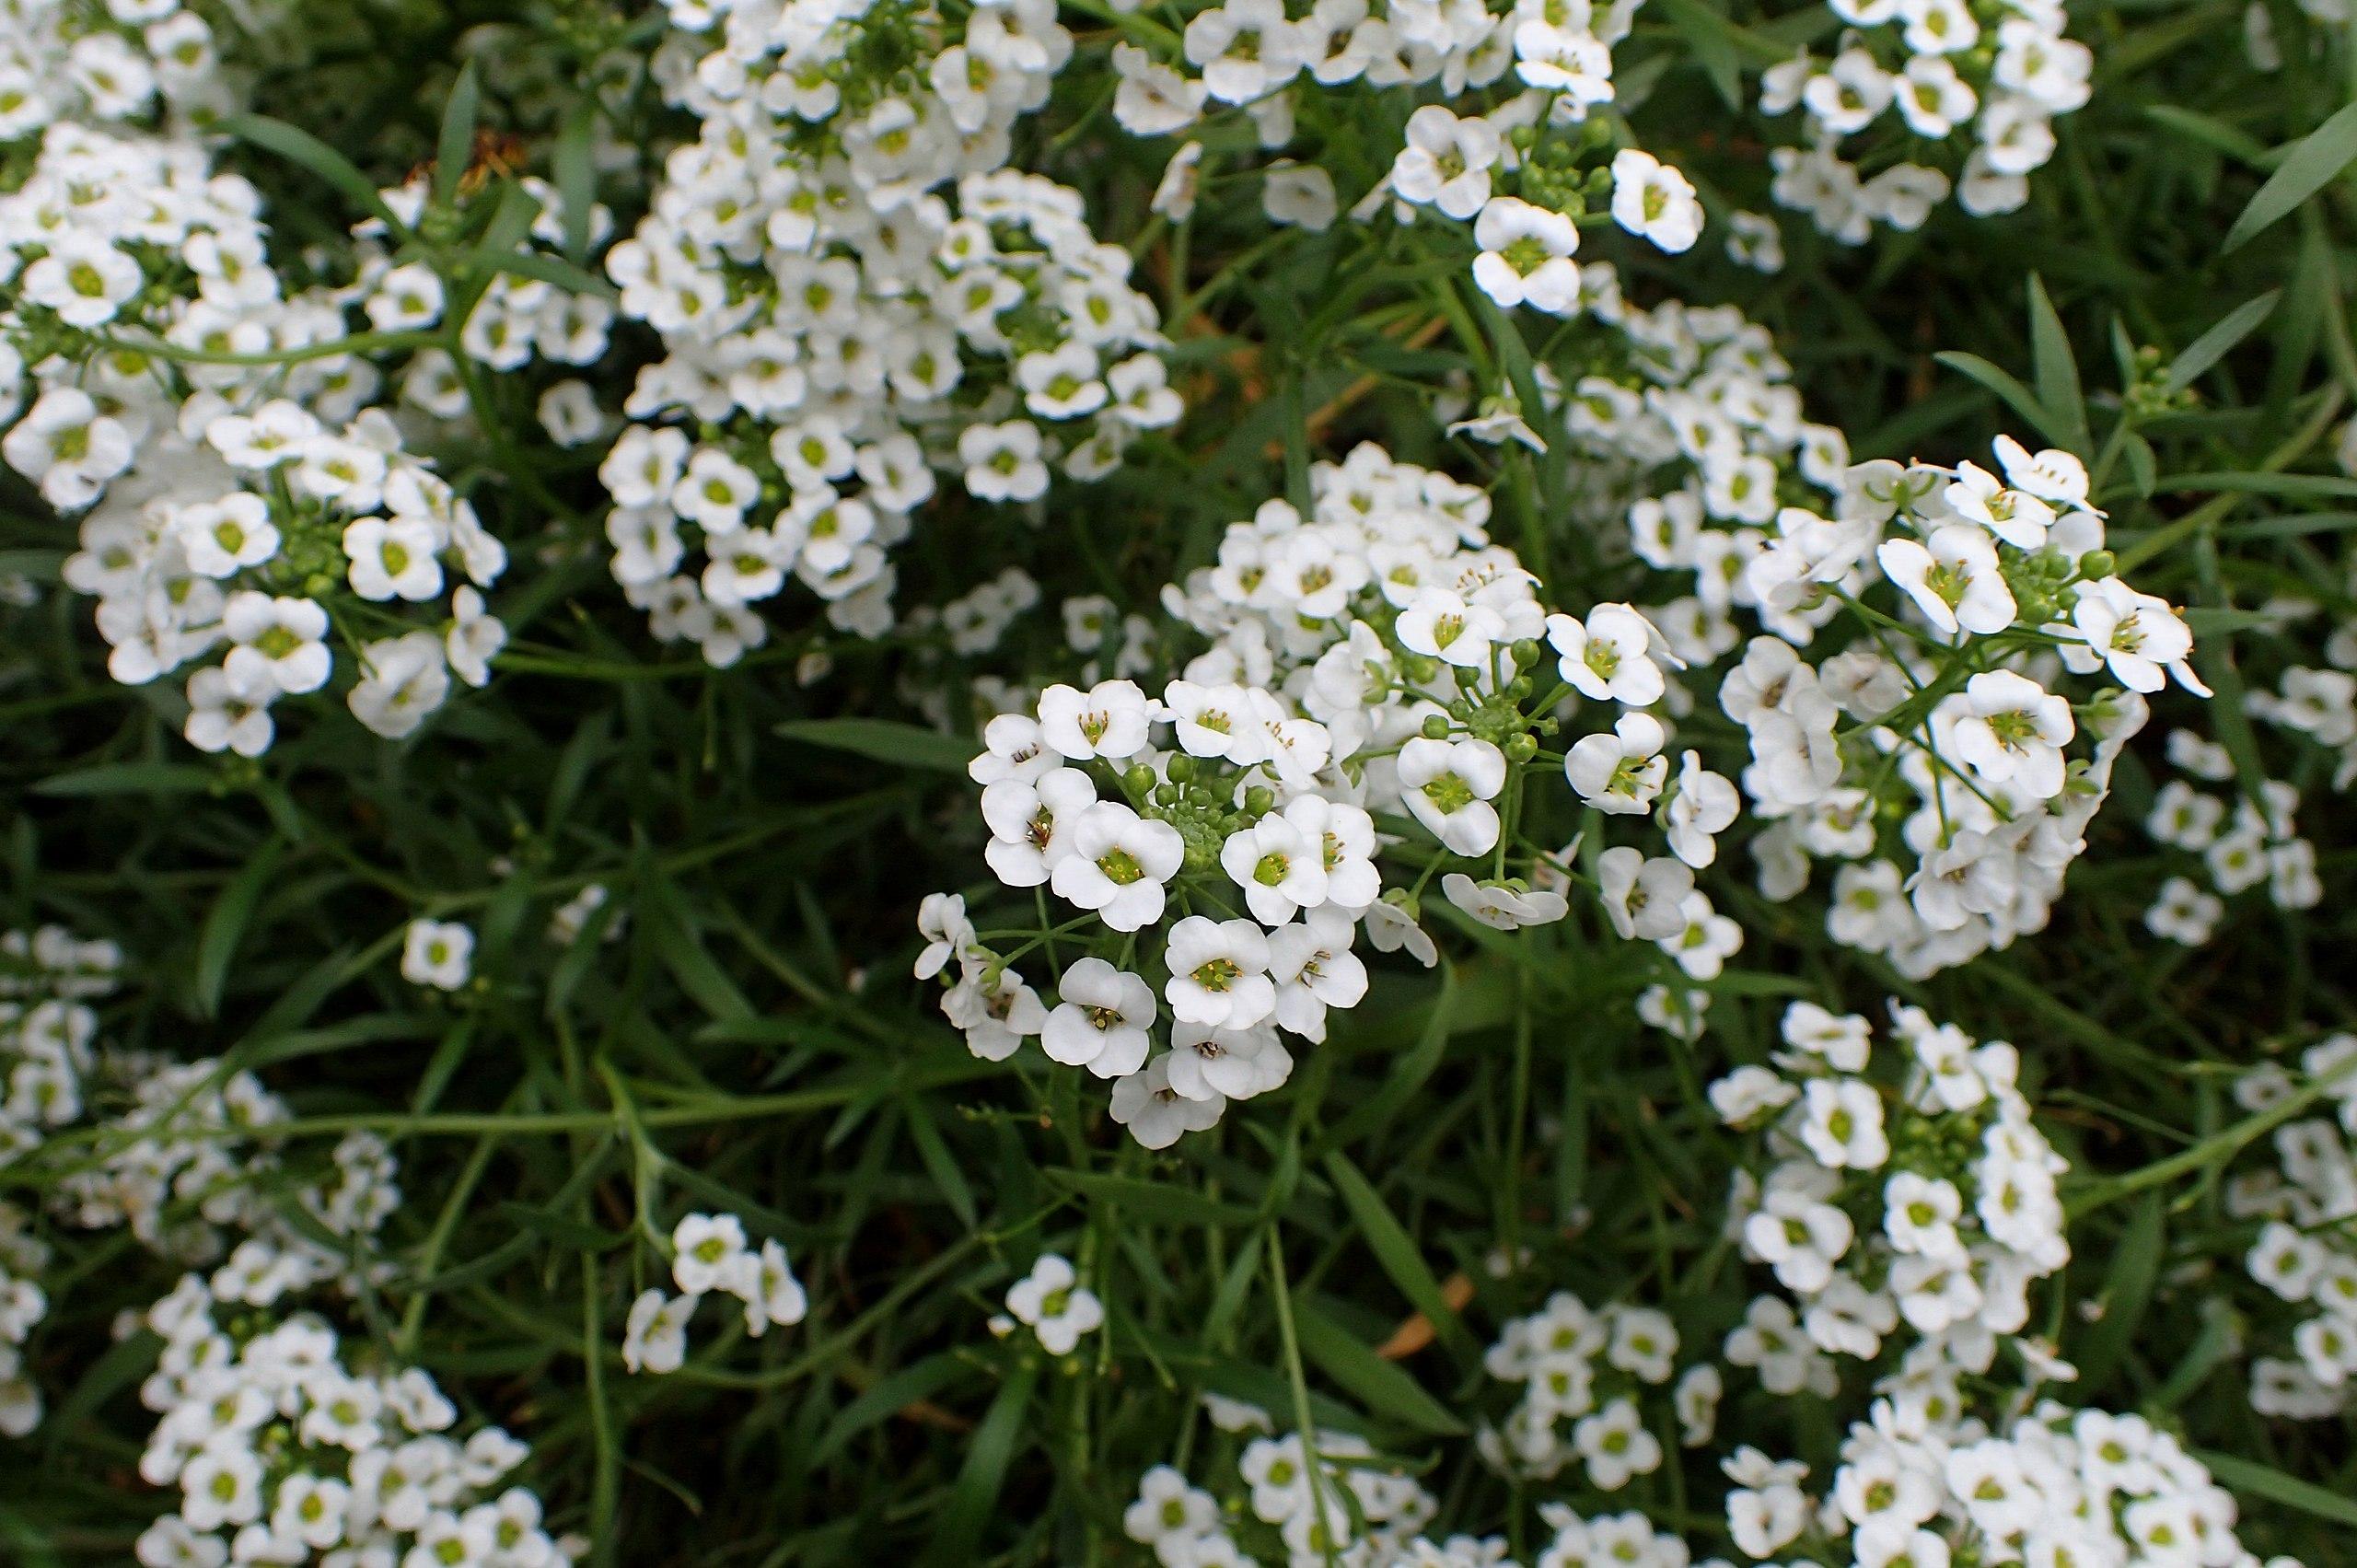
[[4, 0, 2356, 1563]]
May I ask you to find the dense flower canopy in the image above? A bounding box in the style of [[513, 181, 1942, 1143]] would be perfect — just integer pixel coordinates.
[[1, 0, 2353, 1565]]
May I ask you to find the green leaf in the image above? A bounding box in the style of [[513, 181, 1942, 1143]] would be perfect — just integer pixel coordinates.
[[1932, 353, 2069, 447], [903, 1099, 978, 1231], [225, 114, 411, 237], [192, 837, 284, 1018], [2182, 606, 2278, 635], [554, 99, 599, 262], [811, 1353, 971, 1465], [917, 1364, 1038, 1568], [2026, 276, 2089, 454], [32, 763, 216, 797], [1292, 1299, 1468, 1436], [493, 247, 621, 300], [2122, 430, 2157, 498], [775, 718, 975, 774], [1318, 965, 1457, 1152], [1323, 1152, 1480, 1369], [2197, 1449, 2357, 1527], [434, 60, 482, 208], [2165, 290, 2282, 394], [2225, 99, 2357, 252], [2072, 1192, 2160, 1390], [1045, 1170, 1259, 1228], [1655, 0, 1743, 108], [2144, 105, 2270, 167], [636, 864, 757, 1023]]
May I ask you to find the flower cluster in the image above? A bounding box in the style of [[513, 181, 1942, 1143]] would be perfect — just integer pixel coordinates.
[[990, 1251, 1105, 1354], [621, 1211, 808, 1375], [0, 923, 122, 1434], [134, 1277, 569, 1568], [2229, 1038, 2357, 1417], [1122, 1411, 1451, 1568], [596, 0, 1178, 663], [1702, 1398, 2287, 1568], [1479, 1291, 1702, 1487], [919, 441, 1774, 1146], [1713, 1000, 2070, 1379], [0, 923, 403, 1434], [1706, 435, 2200, 978], [0, 0, 254, 145], [2141, 728, 2320, 946], [1758, 0, 2094, 238]]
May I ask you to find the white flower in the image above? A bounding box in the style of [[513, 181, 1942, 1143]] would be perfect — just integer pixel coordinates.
[[1184, 0, 1304, 104], [180, 1443, 264, 1530], [4, 388, 134, 510], [1267, 907, 1368, 1041], [1167, 1018, 1292, 1102], [2144, 876, 2222, 945], [1396, 587, 1504, 668], [1665, 752, 1740, 867], [1261, 163, 1337, 231], [1877, 525, 2016, 636], [670, 1213, 751, 1297], [1946, 669, 2073, 799], [446, 587, 505, 688], [1791, 1085, 1886, 1169], [1596, 848, 1693, 941], [175, 494, 280, 578], [1164, 916, 1276, 1030], [959, 421, 1050, 502], [1363, 896, 1439, 968], [1884, 1172, 1966, 1260], [1042, 958, 1157, 1078], [2066, 577, 2205, 694], [349, 632, 451, 739], [743, 1239, 809, 1335], [1945, 458, 2055, 550], [222, 592, 332, 695], [981, 767, 1097, 887], [1744, 1187, 1854, 1294], [401, 920, 474, 991], [1442, 875, 1569, 930], [943, 966, 1051, 1061], [22, 234, 142, 328], [1392, 105, 1501, 220], [1220, 815, 1329, 925], [1038, 679, 1154, 761], [1662, 890, 1743, 980], [184, 667, 276, 759], [1566, 711, 1669, 814], [1051, 803, 1185, 932], [1111, 1052, 1228, 1148], [1472, 198, 1582, 315], [1547, 604, 1666, 705], [366, 261, 447, 331], [1004, 1254, 1104, 1354], [1398, 737, 1508, 854], [1609, 150, 1703, 253], [1573, 1397, 1663, 1489], [621, 1289, 694, 1375]]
